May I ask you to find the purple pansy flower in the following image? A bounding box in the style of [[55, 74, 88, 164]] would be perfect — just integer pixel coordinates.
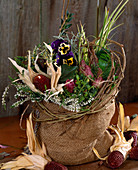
[[51, 39, 76, 66], [51, 39, 65, 53], [56, 51, 75, 66]]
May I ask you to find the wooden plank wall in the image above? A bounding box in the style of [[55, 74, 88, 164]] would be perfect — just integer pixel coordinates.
[[0, 0, 137, 117]]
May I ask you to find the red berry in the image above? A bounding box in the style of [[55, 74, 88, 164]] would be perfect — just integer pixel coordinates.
[[129, 146, 138, 160], [33, 74, 51, 92], [107, 151, 124, 169], [124, 131, 137, 147], [44, 161, 68, 170]]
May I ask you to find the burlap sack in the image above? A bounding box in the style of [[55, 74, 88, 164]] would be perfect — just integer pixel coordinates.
[[36, 96, 115, 165]]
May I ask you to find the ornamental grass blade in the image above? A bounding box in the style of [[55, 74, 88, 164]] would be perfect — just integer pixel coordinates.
[[97, 0, 129, 49]]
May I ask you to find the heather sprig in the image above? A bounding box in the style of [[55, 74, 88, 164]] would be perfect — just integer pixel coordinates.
[[2, 85, 10, 110]]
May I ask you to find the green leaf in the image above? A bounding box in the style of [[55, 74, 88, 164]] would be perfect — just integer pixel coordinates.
[[79, 95, 85, 102], [96, 0, 129, 49], [67, 10, 69, 16], [61, 18, 64, 25], [66, 17, 73, 23], [96, 49, 111, 79], [59, 64, 78, 83], [65, 24, 72, 29]]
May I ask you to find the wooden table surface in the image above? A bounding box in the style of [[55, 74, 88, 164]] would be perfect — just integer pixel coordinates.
[[0, 102, 138, 170]]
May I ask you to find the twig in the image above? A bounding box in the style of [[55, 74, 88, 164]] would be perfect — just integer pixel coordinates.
[[59, 0, 70, 33]]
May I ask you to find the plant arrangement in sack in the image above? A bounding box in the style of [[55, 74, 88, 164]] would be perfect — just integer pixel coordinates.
[[2, 0, 134, 167], [2, 0, 127, 121]]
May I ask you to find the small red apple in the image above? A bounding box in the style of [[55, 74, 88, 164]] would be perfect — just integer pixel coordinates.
[[33, 74, 51, 92]]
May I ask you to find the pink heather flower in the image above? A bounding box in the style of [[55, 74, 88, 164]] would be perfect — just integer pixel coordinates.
[[80, 60, 94, 77], [93, 77, 103, 88], [65, 79, 75, 93]]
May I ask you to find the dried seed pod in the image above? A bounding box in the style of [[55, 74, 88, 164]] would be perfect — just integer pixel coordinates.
[[44, 161, 68, 170], [124, 131, 137, 147], [129, 146, 138, 160]]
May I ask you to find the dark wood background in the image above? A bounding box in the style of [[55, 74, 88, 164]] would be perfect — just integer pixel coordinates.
[[0, 0, 138, 117]]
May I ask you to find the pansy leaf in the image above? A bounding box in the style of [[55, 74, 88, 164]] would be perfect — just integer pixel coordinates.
[[59, 64, 78, 83]]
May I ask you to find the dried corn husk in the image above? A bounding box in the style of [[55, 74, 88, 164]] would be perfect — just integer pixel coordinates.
[[0, 114, 51, 170], [118, 103, 138, 132], [109, 125, 133, 160], [9, 43, 67, 98], [92, 103, 135, 161]]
